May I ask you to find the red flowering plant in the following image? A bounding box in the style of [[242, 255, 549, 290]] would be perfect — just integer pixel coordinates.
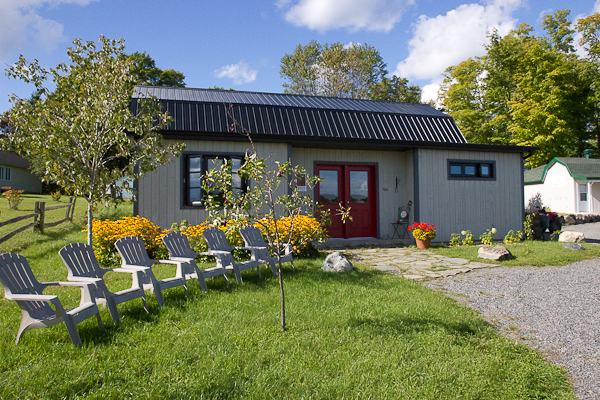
[[408, 222, 437, 240]]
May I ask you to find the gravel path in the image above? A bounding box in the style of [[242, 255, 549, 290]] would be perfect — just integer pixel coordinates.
[[426, 259, 600, 399]]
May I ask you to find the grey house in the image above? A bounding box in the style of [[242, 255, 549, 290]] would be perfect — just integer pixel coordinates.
[[133, 86, 533, 242], [0, 151, 42, 194]]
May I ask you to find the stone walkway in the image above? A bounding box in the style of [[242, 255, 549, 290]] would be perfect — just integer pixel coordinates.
[[343, 247, 497, 280]]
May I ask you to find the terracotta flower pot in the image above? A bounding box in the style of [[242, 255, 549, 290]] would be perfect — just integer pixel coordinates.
[[415, 238, 431, 249]]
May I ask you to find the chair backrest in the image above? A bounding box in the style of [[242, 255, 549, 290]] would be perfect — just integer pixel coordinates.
[[115, 236, 154, 267], [239, 226, 266, 247], [202, 227, 233, 252], [59, 243, 101, 279], [163, 232, 197, 259], [0, 253, 53, 317], [398, 206, 410, 223]]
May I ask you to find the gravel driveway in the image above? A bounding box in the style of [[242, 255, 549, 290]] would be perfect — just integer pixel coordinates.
[[425, 223, 600, 400]]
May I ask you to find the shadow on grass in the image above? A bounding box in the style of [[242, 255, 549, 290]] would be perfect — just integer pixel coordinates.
[[347, 314, 484, 338], [0, 222, 85, 255]]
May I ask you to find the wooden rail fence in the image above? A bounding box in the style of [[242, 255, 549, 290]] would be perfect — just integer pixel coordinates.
[[0, 197, 76, 244]]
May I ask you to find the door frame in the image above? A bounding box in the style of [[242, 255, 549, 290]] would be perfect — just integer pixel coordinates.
[[314, 161, 379, 239]]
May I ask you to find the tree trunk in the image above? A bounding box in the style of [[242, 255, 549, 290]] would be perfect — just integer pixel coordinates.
[[278, 257, 286, 331], [87, 200, 93, 246]]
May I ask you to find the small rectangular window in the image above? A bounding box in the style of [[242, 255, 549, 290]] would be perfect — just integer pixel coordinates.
[[480, 164, 491, 177], [0, 166, 11, 181], [450, 165, 462, 176], [448, 160, 495, 180]]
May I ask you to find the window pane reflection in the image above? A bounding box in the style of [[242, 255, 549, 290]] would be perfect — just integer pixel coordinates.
[[319, 170, 338, 203], [350, 171, 368, 203]]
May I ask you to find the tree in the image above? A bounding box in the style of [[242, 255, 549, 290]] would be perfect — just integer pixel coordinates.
[[281, 40, 421, 103], [125, 51, 186, 87], [439, 10, 595, 167], [202, 105, 349, 331], [4, 36, 185, 245], [576, 12, 600, 152]]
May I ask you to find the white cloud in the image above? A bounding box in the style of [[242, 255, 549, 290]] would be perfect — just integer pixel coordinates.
[[393, 0, 522, 81], [281, 0, 414, 33], [214, 61, 257, 84], [0, 0, 98, 64], [421, 78, 443, 105], [573, 0, 600, 57]]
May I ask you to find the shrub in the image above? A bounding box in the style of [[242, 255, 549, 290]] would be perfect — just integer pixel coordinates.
[[449, 233, 461, 247], [460, 230, 474, 246], [91, 215, 326, 267], [89, 216, 164, 266], [2, 187, 24, 209], [479, 228, 497, 246], [51, 190, 62, 202], [503, 230, 523, 244]]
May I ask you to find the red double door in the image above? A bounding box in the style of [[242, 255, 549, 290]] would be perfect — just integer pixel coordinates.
[[316, 164, 377, 239]]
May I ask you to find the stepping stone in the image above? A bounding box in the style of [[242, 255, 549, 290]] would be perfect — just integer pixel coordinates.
[[371, 265, 401, 274], [411, 261, 433, 268], [403, 274, 425, 281], [442, 257, 469, 265]]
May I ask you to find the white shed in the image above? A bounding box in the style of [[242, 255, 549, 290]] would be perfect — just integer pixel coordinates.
[[524, 157, 600, 214]]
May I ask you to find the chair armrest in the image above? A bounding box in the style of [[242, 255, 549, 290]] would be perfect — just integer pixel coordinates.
[[43, 280, 102, 288], [244, 246, 268, 251], [5, 293, 58, 302], [66, 277, 103, 284], [42, 280, 100, 304], [168, 256, 196, 263], [107, 267, 150, 274], [155, 259, 183, 266], [153, 259, 185, 278], [206, 250, 232, 255], [121, 264, 152, 271]]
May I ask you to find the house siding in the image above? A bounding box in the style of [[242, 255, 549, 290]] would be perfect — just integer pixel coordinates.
[[417, 149, 523, 242], [292, 147, 414, 238], [1, 164, 42, 194], [524, 163, 575, 213], [137, 140, 288, 228]]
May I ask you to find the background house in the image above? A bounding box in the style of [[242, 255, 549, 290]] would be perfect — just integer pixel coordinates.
[[0, 151, 42, 194], [133, 86, 534, 242], [524, 157, 600, 214]]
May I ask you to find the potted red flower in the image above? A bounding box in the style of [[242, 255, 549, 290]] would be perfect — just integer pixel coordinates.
[[408, 222, 437, 249]]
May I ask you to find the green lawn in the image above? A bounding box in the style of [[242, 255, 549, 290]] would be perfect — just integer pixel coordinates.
[[430, 240, 600, 267], [0, 198, 576, 398]]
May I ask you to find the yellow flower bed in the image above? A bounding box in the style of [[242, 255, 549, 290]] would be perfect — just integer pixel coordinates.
[[90, 215, 327, 267]]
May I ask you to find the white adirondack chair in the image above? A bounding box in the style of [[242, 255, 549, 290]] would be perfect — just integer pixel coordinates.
[[0, 252, 104, 347], [202, 227, 260, 284], [162, 231, 230, 292], [59, 243, 149, 324], [114, 236, 187, 307], [239, 226, 295, 276]]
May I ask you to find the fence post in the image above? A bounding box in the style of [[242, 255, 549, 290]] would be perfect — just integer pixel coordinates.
[[33, 201, 40, 232], [39, 202, 45, 234], [69, 197, 76, 221], [65, 197, 73, 221]]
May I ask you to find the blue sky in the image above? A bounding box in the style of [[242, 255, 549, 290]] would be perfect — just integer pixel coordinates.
[[1, 0, 598, 113]]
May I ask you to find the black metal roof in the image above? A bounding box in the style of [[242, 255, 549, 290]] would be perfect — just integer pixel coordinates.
[[132, 86, 468, 145]]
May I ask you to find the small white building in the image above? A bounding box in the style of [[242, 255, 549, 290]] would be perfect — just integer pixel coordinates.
[[524, 157, 600, 214]]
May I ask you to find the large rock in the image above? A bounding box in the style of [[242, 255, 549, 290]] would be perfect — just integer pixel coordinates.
[[562, 243, 585, 251], [564, 215, 576, 225], [321, 252, 354, 272], [558, 231, 585, 243], [478, 245, 513, 261]]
